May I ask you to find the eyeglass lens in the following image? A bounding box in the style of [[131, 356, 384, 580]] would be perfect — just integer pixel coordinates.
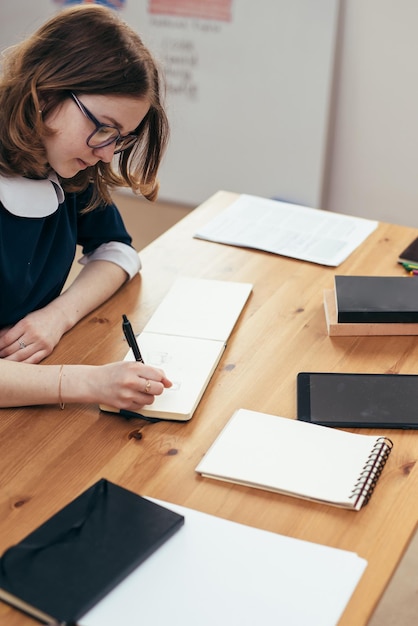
[[71, 92, 137, 153], [88, 128, 137, 153]]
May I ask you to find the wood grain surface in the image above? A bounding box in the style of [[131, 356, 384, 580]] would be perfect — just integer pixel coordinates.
[[1, 191, 417, 626]]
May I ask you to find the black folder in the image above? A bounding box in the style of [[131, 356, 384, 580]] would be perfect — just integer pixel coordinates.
[[335, 275, 418, 323], [0, 479, 184, 624]]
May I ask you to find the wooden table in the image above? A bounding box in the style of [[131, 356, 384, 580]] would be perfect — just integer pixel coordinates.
[[1, 191, 417, 625]]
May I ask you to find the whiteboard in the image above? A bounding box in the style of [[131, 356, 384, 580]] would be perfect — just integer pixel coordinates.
[[0, 0, 339, 208], [122, 1, 339, 207]]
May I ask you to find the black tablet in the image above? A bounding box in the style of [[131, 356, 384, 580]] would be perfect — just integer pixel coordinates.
[[297, 372, 418, 429]]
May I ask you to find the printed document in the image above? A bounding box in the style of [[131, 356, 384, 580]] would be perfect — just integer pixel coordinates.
[[195, 194, 378, 266]]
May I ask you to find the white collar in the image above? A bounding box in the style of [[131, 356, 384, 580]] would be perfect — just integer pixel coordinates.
[[0, 173, 65, 217]]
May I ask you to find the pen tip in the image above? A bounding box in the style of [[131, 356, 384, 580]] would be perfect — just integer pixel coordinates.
[[122, 314, 128, 323]]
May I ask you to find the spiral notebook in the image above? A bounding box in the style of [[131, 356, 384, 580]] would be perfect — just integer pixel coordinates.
[[196, 409, 393, 510]]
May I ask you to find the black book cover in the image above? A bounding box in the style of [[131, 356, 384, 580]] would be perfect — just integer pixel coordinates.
[[0, 479, 184, 624], [335, 275, 418, 323], [398, 236, 418, 264]]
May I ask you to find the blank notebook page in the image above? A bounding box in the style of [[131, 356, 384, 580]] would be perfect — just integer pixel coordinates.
[[196, 409, 388, 508], [142, 277, 253, 341]]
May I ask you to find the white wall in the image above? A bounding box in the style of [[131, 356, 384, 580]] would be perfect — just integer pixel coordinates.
[[0, 0, 338, 209], [2, 1, 418, 228], [122, 1, 338, 208], [323, 0, 418, 227], [1, 0, 54, 48]]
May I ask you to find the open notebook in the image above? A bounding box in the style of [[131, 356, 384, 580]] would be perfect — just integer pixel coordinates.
[[196, 409, 393, 510], [101, 278, 252, 421]]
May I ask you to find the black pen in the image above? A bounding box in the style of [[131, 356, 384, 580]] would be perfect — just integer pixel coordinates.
[[122, 314, 144, 363]]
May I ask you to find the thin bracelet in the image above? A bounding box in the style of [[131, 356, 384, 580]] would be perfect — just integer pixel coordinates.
[[58, 364, 65, 410]]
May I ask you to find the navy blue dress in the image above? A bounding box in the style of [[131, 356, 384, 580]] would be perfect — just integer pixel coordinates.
[[0, 178, 139, 327]]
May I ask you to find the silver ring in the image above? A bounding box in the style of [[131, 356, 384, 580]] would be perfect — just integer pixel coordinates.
[[144, 380, 151, 394], [18, 339, 27, 349]]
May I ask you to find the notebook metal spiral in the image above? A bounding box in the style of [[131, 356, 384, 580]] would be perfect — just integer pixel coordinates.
[[350, 437, 394, 508]]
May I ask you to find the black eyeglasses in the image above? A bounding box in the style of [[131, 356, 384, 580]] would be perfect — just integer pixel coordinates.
[[70, 92, 138, 154]]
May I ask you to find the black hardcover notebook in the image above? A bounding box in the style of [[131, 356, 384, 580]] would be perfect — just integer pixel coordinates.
[[0, 479, 184, 625], [335, 275, 418, 323], [398, 236, 418, 264]]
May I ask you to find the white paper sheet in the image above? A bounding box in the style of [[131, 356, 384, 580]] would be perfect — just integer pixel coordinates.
[[83, 500, 367, 626], [195, 194, 378, 266]]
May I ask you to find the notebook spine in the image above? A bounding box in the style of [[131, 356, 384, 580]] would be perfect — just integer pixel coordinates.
[[350, 437, 393, 508]]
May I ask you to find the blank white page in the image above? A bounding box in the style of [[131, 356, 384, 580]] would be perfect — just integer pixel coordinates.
[[196, 409, 389, 509], [142, 277, 252, 341], [83, 499, 367, 626]]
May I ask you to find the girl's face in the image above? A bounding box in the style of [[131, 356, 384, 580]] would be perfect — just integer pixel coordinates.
[[42, 93, 150, 178]]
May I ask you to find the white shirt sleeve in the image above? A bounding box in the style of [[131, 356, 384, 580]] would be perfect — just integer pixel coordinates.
[[78, 241, 141, 280]]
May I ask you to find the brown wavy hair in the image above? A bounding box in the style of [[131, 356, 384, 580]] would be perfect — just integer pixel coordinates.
[[0, 4, 169, 209]]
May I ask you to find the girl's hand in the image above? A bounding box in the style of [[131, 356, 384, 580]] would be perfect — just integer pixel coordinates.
[[0, 308, 68, 363], [75, 361, 173, 410]]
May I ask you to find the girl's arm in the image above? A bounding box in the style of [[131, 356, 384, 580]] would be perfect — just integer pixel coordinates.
[[0, 358, 172, 409], [0, 260, 128, 363]]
